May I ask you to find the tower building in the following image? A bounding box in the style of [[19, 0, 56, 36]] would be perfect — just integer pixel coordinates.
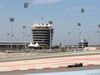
[[78, 39, 88, 49], [32, 21, 54, 48]]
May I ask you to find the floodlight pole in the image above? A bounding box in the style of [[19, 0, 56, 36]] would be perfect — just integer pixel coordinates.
[[17, 39, 19, 50], [98, 24, 100, 46], [68, 32, 71, 45], [81, 8, 85, 51], [81, 8, 84, 40], [9, 18, 14, 50], [77, 23, 81, 50], [23, 26, 25, 49], [96, 31, 99, 46], [77, 23, 81, 42], [24, 2, 29, 51]]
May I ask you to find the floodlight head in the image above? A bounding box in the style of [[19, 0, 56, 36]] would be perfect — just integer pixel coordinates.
[[48, 21, 53, 24], [97, 31, 99, 33], [24, 2, 29, 8], [81, 8, 84, 13], [77, 23, 81, 26], [98, 24, 100, 28], [68, 32, 71, 34], [10, 18, 14, 22], [23, 26, 25, 28], [7, 33, 9, 35], [28, 35, 30, 37]]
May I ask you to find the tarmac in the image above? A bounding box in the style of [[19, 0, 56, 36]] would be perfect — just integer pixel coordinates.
[[0, 50, 99, 75], [1, 65, 100, 75], [0, 51, 99, 72]]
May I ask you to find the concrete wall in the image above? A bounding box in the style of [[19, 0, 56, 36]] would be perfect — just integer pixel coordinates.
[[84, 47, 100, 51]]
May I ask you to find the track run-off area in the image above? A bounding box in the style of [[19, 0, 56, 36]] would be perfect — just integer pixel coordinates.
[[0, 51, 99, 72]]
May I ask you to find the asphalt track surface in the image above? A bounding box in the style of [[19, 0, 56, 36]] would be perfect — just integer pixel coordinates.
[[0, 65, 100, 75], [0, 51, 100, 75]]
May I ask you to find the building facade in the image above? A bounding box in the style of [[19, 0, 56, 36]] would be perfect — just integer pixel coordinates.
[[0, 41, 29, 50], [32, 23, 54, 48], [78, 39, 88, 49]]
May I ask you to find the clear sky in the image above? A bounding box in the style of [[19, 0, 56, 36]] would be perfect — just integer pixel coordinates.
[[25, 69, 100, 75], [0, 0, 100, 45]]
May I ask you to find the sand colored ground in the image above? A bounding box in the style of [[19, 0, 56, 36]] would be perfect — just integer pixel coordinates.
[[0, 53, 45, 58]]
